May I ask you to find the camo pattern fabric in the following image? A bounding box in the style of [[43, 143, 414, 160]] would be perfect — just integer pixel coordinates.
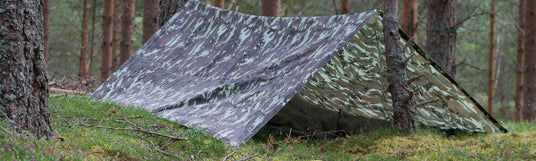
[[91, 0, 377, 146], [296, 15, 506, 133]]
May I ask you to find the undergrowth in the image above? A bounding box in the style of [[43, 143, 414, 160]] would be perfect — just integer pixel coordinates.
[[0, 95, 535, 160]]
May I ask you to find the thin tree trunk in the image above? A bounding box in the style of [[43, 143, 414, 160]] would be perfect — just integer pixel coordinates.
[[402, 0, 418, 42], [515, 0, 525, 122], [488, 0, 496, 116], [80, 0, 90, 80], [383, 0, 417, 133], [159, 0, 188, 27], [143, 0, 160, 43], [214, 0, 225, 8], [0, 0, 54, 138], [89, 0, 97, 77], [120, 0, 135, 65], [43, 0, 50, 61], [261, 0, 281, 17], [523, 0, 536, 121], [425, 0, 457, 78], [341, 0, 349, 14], [101, 0, 114, 81], [112, 0, 121, 71]]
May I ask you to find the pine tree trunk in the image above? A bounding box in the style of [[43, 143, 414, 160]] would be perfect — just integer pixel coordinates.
[[0, 0, 54, 138], [425, 0, 457, 78], [488, 0, 496, 116], [515, 0, 525, 122], [80, 0, 90, 80], [214, 0, 225, 8], [523, 0, 536, 121], [159, 0, 187, 27], [101, 0, 114, 81], [261, 0, 281, 17], [43, 0, 50, 61], [143, 0, 160, 43], [383, 0, 417, 133], [402, 0, 418, 42], [120, 0, 135, 65], [112, 0, 121, 71], [89, 0, 97, 77], [341, 0, 350, 14]]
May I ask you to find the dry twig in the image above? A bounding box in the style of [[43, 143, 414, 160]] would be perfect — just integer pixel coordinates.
[[79, 123, 188, 141]]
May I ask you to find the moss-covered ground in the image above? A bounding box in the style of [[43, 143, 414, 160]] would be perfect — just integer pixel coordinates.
[[1, 95, 535, 160]]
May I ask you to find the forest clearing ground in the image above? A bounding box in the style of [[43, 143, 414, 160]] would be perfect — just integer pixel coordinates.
[[0, 95, 535, 160]]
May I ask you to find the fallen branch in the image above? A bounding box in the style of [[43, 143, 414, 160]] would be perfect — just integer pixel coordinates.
[[79, 123, 188, 141], [50, 87, 87, 95]]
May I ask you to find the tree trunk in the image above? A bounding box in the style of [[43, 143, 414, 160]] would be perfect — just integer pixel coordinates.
[[523, 0, 536, 121], [487, 0, 496, 116], [143, 0, 160, 43], [402, 0, 418, 42], [80, 0, 90, 80], [0, 0, 54, 138], [159, 0, 188, 27], [89, 0, 97, 77], [383, 0, 417, 133], [261, 0, 281, 17], [425, 0, 457, 78], [515, 0, 525, 122], [341, 0, 350, 14], [214, 0, 225, 8], [43, 0, 50, 61], [101, 0, 114, 81], [112, 0, 121, 71], [120, 0, 135, 65]]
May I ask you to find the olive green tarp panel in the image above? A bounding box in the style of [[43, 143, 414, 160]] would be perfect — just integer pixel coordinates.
[[271, 14, 506, 133]]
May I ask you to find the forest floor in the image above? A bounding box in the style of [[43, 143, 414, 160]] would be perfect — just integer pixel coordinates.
[[1, 94, 536, 160]]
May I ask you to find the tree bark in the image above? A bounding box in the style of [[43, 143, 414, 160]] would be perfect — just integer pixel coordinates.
[[120, 0, 135, 65], [159, 0, 187, 27], [43, 0, 50, 61], [112, 0, 121, 71], [101, 0, 114, 81], [523, 0, 536, 121], [214, 0, 225, 8], [402, 0, 418, 42], [143, 0, 160, 43], [425, 0, 457, 78], [80, 0, 90, 80], [0, 0, 54, 138], [383, 0, 417, 133], [515, 0, 525, 122], [261, 0, 281, 17], [487, 0, 496, 116], [341, 0, 350, 14]]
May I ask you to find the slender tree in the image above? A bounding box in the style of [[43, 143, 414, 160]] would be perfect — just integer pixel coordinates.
[[261, 0, 281, 17], [341, 0, 350, 14], [120, 0, 135, 65], [143, 0, 160, 43], [402, 0, 418, 42], [112, 0, 121, 71], [81, 0, 91, 80], [43, 0, 50, 61], [214, 0, 225, 8], [383, 0, 417, 133], [488, 0, 496, 116], [0, 0, 54, 138], [102, 0, 114, 81], [425, 0, 457, 78], [89, 0, 97, 77], [515, 0, 525, 122], [523, 0, 536, 121]]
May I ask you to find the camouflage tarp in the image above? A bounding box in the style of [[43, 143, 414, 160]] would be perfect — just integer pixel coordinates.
[[92, 0, 506, 146]]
